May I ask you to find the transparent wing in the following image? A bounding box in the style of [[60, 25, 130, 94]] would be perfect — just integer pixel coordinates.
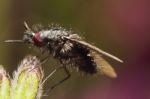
[[90, 50, 117, 78], [65, 37, 123, 63]]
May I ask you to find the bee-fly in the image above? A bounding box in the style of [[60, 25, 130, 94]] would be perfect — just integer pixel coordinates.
[[5, 22, 123, 90]]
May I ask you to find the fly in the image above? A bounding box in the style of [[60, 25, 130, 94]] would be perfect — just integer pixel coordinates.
[[5, 22, 123, 90]]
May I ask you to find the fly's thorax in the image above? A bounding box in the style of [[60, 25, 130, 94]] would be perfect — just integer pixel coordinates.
[[39, 29, 70, 42], [31, 29, 70, 54]]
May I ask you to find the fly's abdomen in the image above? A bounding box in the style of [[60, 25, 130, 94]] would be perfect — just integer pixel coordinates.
[[59, 43, 97, 74]]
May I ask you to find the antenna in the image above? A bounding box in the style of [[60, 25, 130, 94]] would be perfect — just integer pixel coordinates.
[[24, 21, 31, 31], [4, 21, 32, 43]]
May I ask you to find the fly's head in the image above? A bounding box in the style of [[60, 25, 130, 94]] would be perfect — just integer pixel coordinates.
[[5, 22, 44, 47], [23, 31, 44, 47], [23, 32, 34, 44], [23, 22, 44, 47]]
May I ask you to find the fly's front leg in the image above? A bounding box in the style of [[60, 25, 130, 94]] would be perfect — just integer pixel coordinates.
[[37, 47, 51, 64]]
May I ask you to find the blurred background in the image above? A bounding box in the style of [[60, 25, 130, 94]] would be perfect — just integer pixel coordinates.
[[0, 0, 150, 99]]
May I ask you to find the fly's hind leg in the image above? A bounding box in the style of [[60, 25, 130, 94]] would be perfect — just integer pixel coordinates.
[[43, 65, 71, 94], [50, 66, 71, 90]]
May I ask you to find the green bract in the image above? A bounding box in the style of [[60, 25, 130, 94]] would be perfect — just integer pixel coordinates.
[[0, 55, 44, 99]]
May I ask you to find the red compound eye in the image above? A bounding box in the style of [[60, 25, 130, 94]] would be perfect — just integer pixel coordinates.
[[33, 32, 42, 46]]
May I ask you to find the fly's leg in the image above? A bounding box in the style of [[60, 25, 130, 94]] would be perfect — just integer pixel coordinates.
[[50, 66, 71, 90], [37, 47, 51, 64], [41, 66, 63, 86], [43, 66, 71, 95], [37, 47, 50, 62], [40, 55, 50, 64]]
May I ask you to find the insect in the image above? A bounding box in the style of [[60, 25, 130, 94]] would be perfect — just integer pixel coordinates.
[[5, 22, 123, 90]]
